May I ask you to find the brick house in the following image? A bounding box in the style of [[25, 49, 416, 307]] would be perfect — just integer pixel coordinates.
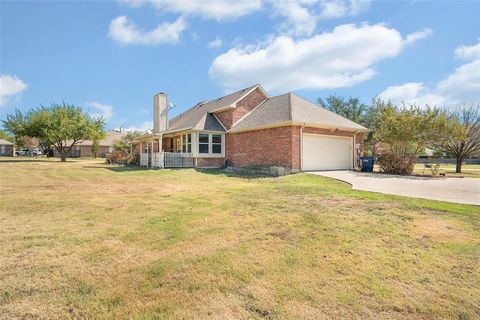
[[0, 139, 14, 156], [54, 130, 125, 158], [134, 84, 368, 172]]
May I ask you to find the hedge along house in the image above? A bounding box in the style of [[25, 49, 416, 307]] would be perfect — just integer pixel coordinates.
[[134, 84, 368, 172]]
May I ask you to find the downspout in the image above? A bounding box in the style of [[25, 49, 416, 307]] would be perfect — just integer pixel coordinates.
[[353, 131, 361, 171], [300, 124, 305, 172]]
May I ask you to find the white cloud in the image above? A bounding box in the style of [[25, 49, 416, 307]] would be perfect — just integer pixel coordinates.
[[271, 1, 317, 36], [455, 41, 480, 60], [0, 75, 28, 107], [208, 37, 223, 48], [120, 0, 262, 21], [108, 16, 186, 45], [319, 0, 371, 18], [87, 102, 114, 121], [378, 82, 447, 107], [271, 0, 371, 36], [405, 28, 433, 45], [120, 1, 370, 37], [378, 41, 480, 107], [122, 121, 153, 132], [210, 23, 427, 93]]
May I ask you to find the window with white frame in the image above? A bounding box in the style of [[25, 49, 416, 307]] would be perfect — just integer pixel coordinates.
[[182, 133, 192, 153], [199, 133, 209, 154], [198, 133, 223, 155], [212, 134, 222, 154]]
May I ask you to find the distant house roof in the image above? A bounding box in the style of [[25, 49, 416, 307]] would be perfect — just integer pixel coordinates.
[[0, 139, 14, 145], [76, 130, 125, 147], [167, 84, 263, 132], [231, 93, 368, 132]]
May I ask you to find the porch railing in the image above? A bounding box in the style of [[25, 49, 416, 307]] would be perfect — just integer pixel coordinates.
[[139, 152, 193, 168], [163, 152, 193, 168]]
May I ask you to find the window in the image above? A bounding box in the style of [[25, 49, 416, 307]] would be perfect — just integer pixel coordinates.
[[197, 133, 224, 155], [182, 133, 192, 153], [199, 134, 209, 153], [212, 134, 222, 154]]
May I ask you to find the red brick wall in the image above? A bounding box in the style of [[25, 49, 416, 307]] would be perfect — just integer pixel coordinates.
[[226, 126, 299, 169], [215, 88, 266, 130], [1, 145, 14, 156], [226, 126, 364, 170], [79, 145, 111, 157], [196, 157, 224, 168]]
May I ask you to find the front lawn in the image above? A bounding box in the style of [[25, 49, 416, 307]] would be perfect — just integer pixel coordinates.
[[1, 158, 479, 319], [413, 163, 480, 178]]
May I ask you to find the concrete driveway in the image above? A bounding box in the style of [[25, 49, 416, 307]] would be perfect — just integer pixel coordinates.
[[309, 171, 480, 206]]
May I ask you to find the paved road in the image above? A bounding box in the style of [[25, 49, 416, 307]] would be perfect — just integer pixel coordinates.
[[308, 171, 480, 206]]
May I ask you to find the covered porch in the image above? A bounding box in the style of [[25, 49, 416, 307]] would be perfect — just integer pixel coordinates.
[[135, 130, 225, 169]]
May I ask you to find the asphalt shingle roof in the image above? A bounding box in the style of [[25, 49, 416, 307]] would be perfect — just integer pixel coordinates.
[[167, 84, 259, 132], [76, 130, 126, 147], [232, 93, 368, 132], [0, 139, 14, 145]]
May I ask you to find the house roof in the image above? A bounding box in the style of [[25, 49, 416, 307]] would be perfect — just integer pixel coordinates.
[[231, 93, 369, 132], [76, 130, 126, 147], [167, 84, 261, 132], [0, 139, 14, 145]]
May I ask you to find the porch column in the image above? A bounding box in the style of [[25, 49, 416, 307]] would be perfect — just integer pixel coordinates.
[[191, 132, 198, 156]]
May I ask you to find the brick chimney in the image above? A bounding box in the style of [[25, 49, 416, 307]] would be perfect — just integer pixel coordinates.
[[153, 92, 168, 133]]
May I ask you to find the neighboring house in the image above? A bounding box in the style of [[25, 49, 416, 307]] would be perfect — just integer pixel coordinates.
[[0, 139, 14, 156], [134, 84, 368, 172], [54, 130, 126, 158]]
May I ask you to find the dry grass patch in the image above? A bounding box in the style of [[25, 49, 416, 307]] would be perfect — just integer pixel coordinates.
[[0, 158, 479, 319]]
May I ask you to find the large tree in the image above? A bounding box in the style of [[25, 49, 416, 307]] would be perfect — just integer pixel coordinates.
[[432, 105, 480, 173], [2, 103, 105, 162], [317, 95, 369, 125], [373, 105, 460, 175]]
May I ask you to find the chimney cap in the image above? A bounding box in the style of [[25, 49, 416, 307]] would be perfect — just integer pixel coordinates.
[[153, 92, 167, 96]]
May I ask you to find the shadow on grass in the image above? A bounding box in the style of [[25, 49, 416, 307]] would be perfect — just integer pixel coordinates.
[[0, 158, 57, 163], [101, 164, 275, 179], [195, 168, 274, 180], [103, 165, 149, 173]]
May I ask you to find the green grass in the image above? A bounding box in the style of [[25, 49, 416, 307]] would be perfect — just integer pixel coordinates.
[[413, 163, 480, 177], [0, 157, 479, 319]]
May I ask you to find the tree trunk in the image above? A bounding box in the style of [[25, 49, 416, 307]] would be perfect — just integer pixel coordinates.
[[60, 150, 67, 162], [456, 158, 462, 173]]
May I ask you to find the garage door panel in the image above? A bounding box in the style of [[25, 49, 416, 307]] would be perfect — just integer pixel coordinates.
[[302, 134, 352, 171]]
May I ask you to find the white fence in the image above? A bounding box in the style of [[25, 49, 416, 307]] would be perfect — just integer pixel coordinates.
[[164, 152, 194, 168], [140, 152, 193, 168]]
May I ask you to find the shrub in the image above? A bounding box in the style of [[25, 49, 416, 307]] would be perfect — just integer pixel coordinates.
[[106, 150, 137, 165], [377, 152, 414, 175]]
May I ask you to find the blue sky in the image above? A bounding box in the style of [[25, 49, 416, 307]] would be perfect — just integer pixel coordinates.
[[1, 0, 479, 131]]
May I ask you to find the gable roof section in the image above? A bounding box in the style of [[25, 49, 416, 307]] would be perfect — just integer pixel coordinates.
[[76, 130, 126, 147], [167, 84, 264, 132], [231, 93, 368, 132], [0, 138, 14, 145]]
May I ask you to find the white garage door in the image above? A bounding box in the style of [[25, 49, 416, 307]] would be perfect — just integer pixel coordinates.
[[302, 134, 352, 171]]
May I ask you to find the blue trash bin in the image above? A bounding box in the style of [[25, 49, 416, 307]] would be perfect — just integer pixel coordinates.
[[360, 156, 374, 172]]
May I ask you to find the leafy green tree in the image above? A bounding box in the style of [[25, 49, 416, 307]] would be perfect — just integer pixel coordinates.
[[0, 130, 15, 143], [373, 104, 460, 175], [317, 95, 369, 125], [2, 103, 105, 162], [91, 140, 100, 158], [432, 105, 480, 173], [108, 131, 142, 165]]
